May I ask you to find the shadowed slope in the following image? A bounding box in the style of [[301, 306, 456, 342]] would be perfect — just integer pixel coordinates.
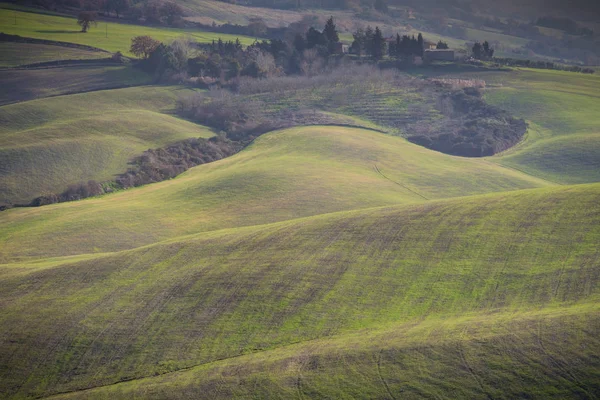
[[0, 126, 551, 261], [0, 65, 151, 105], [0, 183, 598, 398]]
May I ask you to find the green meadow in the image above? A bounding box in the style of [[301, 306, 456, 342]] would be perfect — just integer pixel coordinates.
[[0, 8, 257, 55]]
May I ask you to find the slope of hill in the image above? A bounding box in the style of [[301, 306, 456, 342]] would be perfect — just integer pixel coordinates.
[[0, 64, 151, 105], [1, 182, 598, 398], [0, 8, 257, 56], [0, 86, 214, 204], [0, 125, 552, 261]]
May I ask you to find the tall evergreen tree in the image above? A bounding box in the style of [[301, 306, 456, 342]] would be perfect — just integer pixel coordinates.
[[323, 17, 339, 45], [371, 26, 386, 60], [350, 28, 366, 57], [417, 33, 424, 57], [364, 26, 374, 56]]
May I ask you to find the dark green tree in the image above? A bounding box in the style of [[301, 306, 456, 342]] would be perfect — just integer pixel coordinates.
[[417, 33, 424, 57], [370, 26, 386, 60], [482, 41, 494, 58], [293, 33, 306, 53], [350, 28, 366, 57], [306, 27, 326, 49], [323, 16, 339, 46], [472, 42, 483, 59], [436, 40, 449, 49]]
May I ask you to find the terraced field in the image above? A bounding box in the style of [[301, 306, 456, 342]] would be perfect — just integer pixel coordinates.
[[0, 86, 214, 204], [0, 64, 151, 105], [0, 42, 107, 67]]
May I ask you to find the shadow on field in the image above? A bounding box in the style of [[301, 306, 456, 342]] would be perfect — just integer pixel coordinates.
[[36, 30, 80, 34]]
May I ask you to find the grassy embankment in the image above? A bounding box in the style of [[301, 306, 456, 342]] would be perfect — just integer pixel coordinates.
[[0, 86, 214, 205], [0, 180, 598, 398], [0, 8, 257, 56], [0, 125, 551, 261]]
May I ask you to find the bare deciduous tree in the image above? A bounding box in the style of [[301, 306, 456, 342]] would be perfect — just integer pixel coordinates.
[[130, 35, 160, 59], [77, 11, 97, 32]]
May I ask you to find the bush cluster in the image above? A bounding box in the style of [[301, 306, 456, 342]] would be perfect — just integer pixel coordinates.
[[25, 136, 241, 208], [408, 88, 528, 157]]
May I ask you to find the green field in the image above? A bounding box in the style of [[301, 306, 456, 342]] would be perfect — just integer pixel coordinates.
[[0, 42, 108, 67], [1, 182, 598, 398], [0, 86, 214, 204], [0, 126, 552, 262], [0, 8, 257, 55]]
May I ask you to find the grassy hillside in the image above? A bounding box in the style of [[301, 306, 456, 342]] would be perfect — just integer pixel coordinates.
[[1, 182, 598, 398], [438, 68, 600, 184], [50, 305, 600, 399], [0, 42, 107, 67], [0, 126, 551, 261], [0, 86, 214, 204], [0, 8, 257, 55]]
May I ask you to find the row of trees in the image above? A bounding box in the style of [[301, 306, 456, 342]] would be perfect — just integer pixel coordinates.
[[133, 17, 344, 81], [388, 33, 424, 58], [471, 41, 494, 60], [351, 29, 433, 61], [350, 26, 386, 60]]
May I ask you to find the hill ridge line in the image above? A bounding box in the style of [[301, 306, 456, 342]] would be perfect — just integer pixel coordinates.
[[4, 181, 597, 267]]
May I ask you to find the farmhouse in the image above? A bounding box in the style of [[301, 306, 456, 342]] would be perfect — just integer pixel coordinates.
[[424, 40, 437, 50], [424, 49, 455, 62]]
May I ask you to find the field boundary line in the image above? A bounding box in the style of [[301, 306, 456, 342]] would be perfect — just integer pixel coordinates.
[[374, 164, 429, 200]]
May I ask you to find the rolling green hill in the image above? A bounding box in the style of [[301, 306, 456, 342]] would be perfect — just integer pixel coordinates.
[[0, 86, 214, 205], [1, 182, 598, 398], [438, 68, 600, 184], [0, 126, 551, 262], [0, 8, 257, 56]]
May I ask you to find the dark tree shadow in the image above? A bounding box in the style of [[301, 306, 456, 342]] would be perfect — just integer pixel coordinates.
[[36, 30, 81, 34]]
